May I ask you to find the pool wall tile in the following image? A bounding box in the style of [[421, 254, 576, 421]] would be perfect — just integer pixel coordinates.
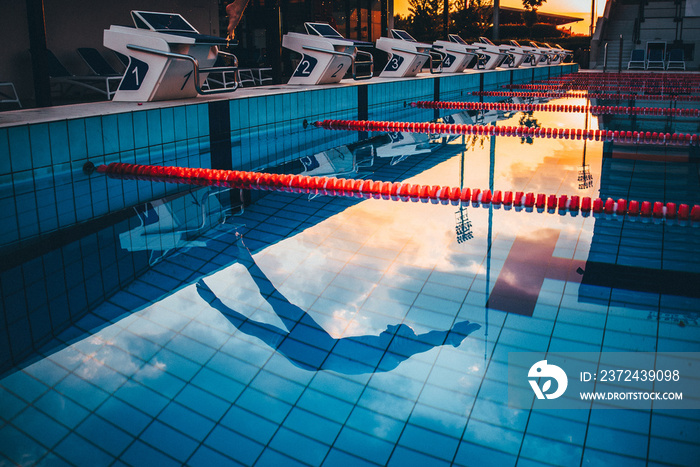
[[101, 115, 119, 156], [7, 318, 32, 362], [227, 99, 238, 132], [267, 94, 278, 126], [8, 126, 31, 172], [197, 104, 209, 137], [146, 110, 162, 147], [171, 106, 186, 142], [185, 104, 199, 140], [29, 123, 50, 169], [160, 108, 175, 144], [117, 113, 135, 152], [84, 117, 104, 158], [0, 128, 10, 175], [248, 96, 261, 128], [132, 111, 149, 150]]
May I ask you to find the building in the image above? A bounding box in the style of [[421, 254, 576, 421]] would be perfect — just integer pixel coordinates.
[[590, 0, 700, 69], [496, 5, 584, 28]]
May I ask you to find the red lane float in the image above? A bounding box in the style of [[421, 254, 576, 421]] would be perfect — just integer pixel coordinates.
[[95, 163, 700, 224], [470, 90, 700, 102], [542, 78, 700, 88], [551, 78, 700, 84], [554, 71, 700, 82], [505, 83, 699, 94], [411, 100, 700, 118], [315, 118, 700, 146], [547, 80, 700, 88]]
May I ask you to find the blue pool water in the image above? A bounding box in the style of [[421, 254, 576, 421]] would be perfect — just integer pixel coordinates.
[[1, 91, 700, 466]]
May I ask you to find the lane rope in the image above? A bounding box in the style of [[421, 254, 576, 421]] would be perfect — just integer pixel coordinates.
[[505, 83, 700, 94], [470, 91, 700, 101], [95, 162, 700, 225], [550, 72, 700, 84], [547, 78, 700, 86], [313, 118, 700, 146], [411, 100, 700, 117]]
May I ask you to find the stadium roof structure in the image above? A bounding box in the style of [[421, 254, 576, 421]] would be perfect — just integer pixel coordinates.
[[498, 6, 584, 26]]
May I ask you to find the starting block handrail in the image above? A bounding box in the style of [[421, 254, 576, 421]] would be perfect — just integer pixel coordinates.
[[126, 44, 240, 95], [391, 47, 444, 74], [392, 46, 429, 57], [301, 44, 354, 58], [353, 49, 374, 80], [428, 49, 446, 74]]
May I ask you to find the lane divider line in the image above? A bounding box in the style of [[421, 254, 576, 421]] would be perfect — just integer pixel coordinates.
[[470, 91, 700, 101], [506, 83, 700, 94], [411, 100, 700, 117], [95, 162, 700, 225], [313, 118, 700, 146]]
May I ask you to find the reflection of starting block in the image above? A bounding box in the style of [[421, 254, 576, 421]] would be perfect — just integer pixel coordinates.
[[375, 132, 433, 165], [455, 207, 473, 244], [300, 146, 356, 177], [442, 112, 475, 126], [104, 11, 239, 101], [578, 164, 593, 189], [376, 29, 445, 78], [120, 196, 208, 265], [282, 23, 374, 85], [433, 35, 479, 73]]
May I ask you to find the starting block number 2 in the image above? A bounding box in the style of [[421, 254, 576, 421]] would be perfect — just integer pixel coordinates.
[[293, 54, 318, 77]]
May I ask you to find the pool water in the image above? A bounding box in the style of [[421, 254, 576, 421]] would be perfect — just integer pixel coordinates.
[[1, 94, 700, 466]]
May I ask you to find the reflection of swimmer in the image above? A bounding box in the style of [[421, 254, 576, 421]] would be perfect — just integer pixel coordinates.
[[197, 234, 481, 374], [226, 0, 251, 40]]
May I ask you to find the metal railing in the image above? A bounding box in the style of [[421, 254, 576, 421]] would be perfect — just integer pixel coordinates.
[[392, 47, 445, 74], [126, 45, 240, 95], [618, 35, 623, 72], [300, 45, 375, 80], [603, 42, 609, 71], [353, 50, 374, 80]]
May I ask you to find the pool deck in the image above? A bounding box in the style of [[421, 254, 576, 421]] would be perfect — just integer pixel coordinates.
[[0, 64, 577, 129]]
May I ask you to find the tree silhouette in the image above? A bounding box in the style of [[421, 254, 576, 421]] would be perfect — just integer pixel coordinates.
[[518, 111, 541, 145], [522, 0, 546, 28], [396, 0, 500, 42], [452, 0, 493, 40], [407, 0, 443, 42]]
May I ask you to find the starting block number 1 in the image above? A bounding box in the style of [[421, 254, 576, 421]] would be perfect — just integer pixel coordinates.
[[119, 57, 150, 91]]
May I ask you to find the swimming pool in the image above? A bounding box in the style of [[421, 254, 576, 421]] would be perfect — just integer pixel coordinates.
[[2, 77, 700, 466]]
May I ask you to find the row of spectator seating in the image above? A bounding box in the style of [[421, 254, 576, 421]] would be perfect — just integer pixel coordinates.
[[628, 48, 686, 71]]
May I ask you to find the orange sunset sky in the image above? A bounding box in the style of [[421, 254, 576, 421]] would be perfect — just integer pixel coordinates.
[[393, 0, 610, 35]]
